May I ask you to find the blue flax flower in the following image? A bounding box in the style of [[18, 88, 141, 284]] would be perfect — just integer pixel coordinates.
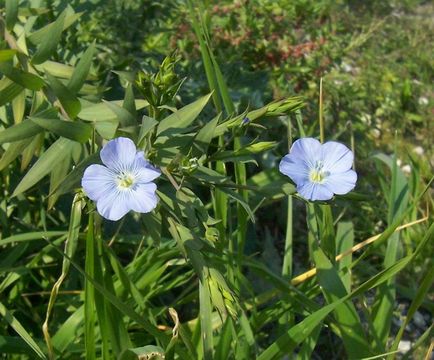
[[82, 137, 161, 221], [279, 137, 357, 201]]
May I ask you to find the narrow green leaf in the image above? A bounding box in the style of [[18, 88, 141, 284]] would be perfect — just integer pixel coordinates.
[[0, 138, 32, 171], [103, 100, 136, 127], [257, 254, 415, 360], [156, 93, 212, 135], [28, 11, 81, 45], [219, 187, 255, 223], [336, 222, 354, 292], [123, 84, 137, 116], [138, 115, 158, 145], [193, 114, 220, 157], [0, 49, 17, 62], [68, 42, 96, 94], [199, 280, 214, 360], [84, 212, 96, 360], [49, 153, 100, 197], [372, 152, 409, 348], [388, 261, 434, 359], [5, 0, 19, 30], [0, 82, 24, 106], [31, 11, 66, 65], [46, 239, 167, 341], [313, 247, 372, 358], [12, 137, 75, 196], [30, 116, 92, 143], [78, 100, 148, 122], [12, 90, 26, 123], [47, 74, 81, 118], [0, 231, 66, 247], [42, 195, 83, 358], [0, 120, 43, 145], [0, 302, 46, 359], [0, 63, 45, 90]]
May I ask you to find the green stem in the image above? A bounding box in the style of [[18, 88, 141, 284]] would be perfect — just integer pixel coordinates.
[[319, 77, 324, 143], [282, 117, 293, 278], [84, 211, 95, 359]]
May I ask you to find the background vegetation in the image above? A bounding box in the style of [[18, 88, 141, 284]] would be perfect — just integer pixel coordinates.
[[0, 0, 432, 359]]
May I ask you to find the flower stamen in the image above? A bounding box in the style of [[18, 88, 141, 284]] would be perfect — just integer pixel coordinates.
[[309, 161, 329, 183], [117, 172, 135, 189]]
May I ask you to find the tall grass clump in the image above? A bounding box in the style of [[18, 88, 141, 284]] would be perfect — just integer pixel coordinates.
[[0, 1, 432, 359]]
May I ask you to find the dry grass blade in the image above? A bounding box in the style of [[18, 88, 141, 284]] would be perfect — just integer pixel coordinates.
[[291, 217, 428, 286]]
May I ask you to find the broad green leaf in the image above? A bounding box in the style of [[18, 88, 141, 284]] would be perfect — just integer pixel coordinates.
[[31, 11, 66, 65], [156, 93, 212, 135], [68, 42, 95, 94], [47, 74, 81, 118], [30, 116, 92, 143], [0, 82, 24, 106], [0, 63, 45, 90], [12, 137, 75, 196], [0, 121, 43, 145]]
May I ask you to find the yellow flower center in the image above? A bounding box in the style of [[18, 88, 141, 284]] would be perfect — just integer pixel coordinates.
[[117, 173, 135, 189], [309, 161, 329, 183]]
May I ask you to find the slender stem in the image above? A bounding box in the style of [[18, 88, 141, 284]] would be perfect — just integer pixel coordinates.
[[319, 78, 324, 143], [84, 211, 95, 359], [282, 117, 293, 277]]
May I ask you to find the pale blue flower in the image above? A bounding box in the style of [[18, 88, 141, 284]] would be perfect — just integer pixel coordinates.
[[82, 137, 161, 221], [279, 137, 357, 201]]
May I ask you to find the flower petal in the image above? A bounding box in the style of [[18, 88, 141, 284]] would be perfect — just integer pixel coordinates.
[[321, 141, 354, 173], [297, 182, 334, 201], [132, 152, 161, 183], [96, 189, 130, 221], [100, 137, 137, 171], [279, 155, 310, 185], [290, 138, 322, 167], [324, 169, 357, 195], [128, 182, 159, 213], [81, 164, 116, 201]]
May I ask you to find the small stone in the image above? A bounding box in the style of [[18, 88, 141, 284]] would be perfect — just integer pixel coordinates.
[[413, 311, 426, 329], [401, 165, 411, 174], [398, 340, 411, 353], [413, 146, 424, 155]]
